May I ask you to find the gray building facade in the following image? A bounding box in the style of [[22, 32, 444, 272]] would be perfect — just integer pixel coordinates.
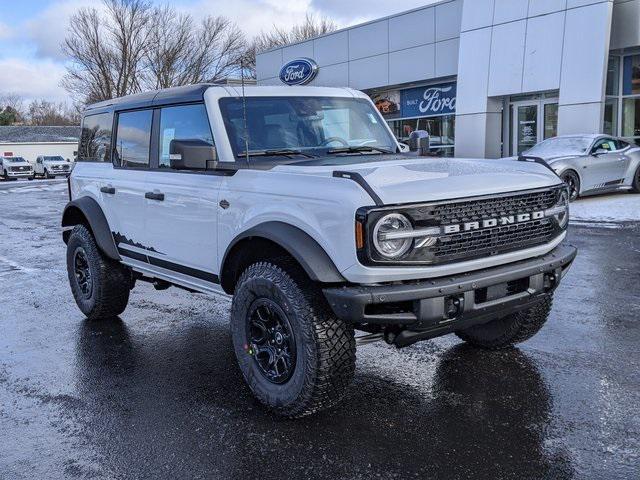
[[256, 0, 640, 159]]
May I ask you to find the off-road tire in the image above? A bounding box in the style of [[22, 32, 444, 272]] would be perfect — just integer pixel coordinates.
[[66, 224, 131, 320], [231, 260, 356, 418], [44, 169, 51, 179], [455, 295, 553, 350], [631, 166, 640, 193]]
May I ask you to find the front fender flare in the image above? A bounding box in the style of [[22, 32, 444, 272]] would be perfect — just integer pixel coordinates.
[[61, 197, 120, 261], [221, 222, 346, 287]]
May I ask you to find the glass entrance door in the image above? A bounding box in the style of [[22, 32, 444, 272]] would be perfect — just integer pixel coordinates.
[[511, 99, 559, 156]]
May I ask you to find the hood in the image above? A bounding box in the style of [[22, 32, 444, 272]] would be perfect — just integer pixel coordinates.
[[44, 160, 69, 166], [4, 159, 31, 167], [275, 155, 562, 205]]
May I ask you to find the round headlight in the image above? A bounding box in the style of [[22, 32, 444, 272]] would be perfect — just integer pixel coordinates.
[[372, 213, 413, 259]]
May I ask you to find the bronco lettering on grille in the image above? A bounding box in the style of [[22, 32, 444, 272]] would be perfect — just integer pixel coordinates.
[[442, 211, 545, 234]]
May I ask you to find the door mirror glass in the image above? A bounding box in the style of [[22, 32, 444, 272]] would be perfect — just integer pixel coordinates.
[[169, 139, 217, 170], [593, 148, 609, 156]]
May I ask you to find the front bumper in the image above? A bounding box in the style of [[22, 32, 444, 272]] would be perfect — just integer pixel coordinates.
[[6, 171, 33, 177], [324, 244, 577, 343]]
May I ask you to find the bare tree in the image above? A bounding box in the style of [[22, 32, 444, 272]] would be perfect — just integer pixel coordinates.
[[244, 14, 338, 77], [62, 0, 247, 104], [144, 8, 246, 89], [27, 100, 79, 126], [62, 0, 153, 104]]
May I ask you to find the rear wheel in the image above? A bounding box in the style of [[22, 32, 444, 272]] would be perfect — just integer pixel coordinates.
[[455, 295, 553, 350], [230, 260, 356, 418], [66, 224, 131, 320], [560, 171, 580, 201]]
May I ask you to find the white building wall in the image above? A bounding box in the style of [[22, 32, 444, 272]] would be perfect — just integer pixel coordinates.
[[455, 0, 614, 158], [0, 143, 77, 164], [256, 0, 463, 90]]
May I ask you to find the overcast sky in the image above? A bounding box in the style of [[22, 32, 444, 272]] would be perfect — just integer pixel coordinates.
[[0, 0, 437, 104]]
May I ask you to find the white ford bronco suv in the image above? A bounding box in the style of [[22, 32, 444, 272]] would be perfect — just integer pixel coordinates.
[[62, 85, 577, 417]]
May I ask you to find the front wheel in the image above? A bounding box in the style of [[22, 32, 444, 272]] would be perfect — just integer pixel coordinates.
[[631, 166, 640, 193], [455, 296, 553, 350], [66, 225, 132, 320], [230, 261, 356, 418], [560, 171, 580, 201], [44, 169, 51, 179]]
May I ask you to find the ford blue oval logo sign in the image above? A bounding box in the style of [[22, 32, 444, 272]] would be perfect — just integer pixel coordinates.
[[279, 58, 319, 86]]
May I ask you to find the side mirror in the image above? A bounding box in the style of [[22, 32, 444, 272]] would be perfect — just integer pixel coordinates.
[[593, 148, 608, 156], [169, 139, 217, 170], [398, 143, 410, 153]]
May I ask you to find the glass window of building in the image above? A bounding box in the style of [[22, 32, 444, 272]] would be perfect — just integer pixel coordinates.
[[604, 99, 618, 136], [622, 97, 640, 138], [623, 55, 640, 96], [543, 103, 558, 140], [606, 56, 620, 96]]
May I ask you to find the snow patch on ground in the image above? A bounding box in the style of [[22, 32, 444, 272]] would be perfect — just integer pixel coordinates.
[[570, 194, 640, 223]]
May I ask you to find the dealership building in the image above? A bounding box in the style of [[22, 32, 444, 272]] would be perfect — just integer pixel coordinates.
[[256, 0, 640, 158]]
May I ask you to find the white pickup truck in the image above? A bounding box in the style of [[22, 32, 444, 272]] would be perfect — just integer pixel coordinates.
[[62, 84, 577, 417], [35, 155, 72, 178], [1, 156, 34, 180]]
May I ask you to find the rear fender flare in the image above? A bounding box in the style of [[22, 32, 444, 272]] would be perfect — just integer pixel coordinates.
[[61, 197, 120, 260]]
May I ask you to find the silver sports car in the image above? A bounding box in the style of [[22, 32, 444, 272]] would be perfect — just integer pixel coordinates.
[[522, 134, 640, 201]]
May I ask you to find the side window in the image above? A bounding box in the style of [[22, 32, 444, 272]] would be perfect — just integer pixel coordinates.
[[593, 138, 617, 153], [158, 104, 214, 169], [115, 110, 153, 168], [79, 113, 113, 162], [615, 139, 629, 150]]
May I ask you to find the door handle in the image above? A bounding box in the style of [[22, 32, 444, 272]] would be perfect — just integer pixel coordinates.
[[145, 191, 165, 201], [100, 186, 115, 194]]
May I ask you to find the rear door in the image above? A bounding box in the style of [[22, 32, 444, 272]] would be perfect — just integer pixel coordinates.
[[104, 109, 153, 259], [143, 103, 222, 284]]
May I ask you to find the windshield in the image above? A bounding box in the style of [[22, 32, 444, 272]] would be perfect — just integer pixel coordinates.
[[525, 136, 592, 157], [5, 157, 26, 163], [43, 156, 65, 162], [219, 96, 397, 161]]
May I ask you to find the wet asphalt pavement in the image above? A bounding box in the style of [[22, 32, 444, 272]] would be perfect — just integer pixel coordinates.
[[0, 180, 638, 480]]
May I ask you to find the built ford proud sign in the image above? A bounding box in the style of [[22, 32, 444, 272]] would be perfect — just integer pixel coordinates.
[[279, 58, 319, 86]]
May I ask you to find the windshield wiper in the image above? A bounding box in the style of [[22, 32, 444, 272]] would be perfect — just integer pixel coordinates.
[[327, 146, 394, 155], [237, 149, 315, 158]]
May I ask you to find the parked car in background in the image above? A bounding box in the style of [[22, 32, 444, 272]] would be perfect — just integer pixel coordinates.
[[0, 156, 34, 181], [522, 134, 640, 200], [34, 155, 73, 178]]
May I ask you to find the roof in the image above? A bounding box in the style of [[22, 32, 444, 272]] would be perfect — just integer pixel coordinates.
[[0, 126, 80, 144], [86, 84, 219, 114]]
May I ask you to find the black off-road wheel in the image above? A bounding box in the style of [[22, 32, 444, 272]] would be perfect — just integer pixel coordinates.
[[66, 224, 131, 320], [455, 295, 553, 350], [631, 166, 640, 193], [231, 260, 356, 418], [560, 171, 580, 201]]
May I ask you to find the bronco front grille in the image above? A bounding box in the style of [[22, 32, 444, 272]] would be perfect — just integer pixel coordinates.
[[359, 185, 567, 266], [426, 187, 563, 264]]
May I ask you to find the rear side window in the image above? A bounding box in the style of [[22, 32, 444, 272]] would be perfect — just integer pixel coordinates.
[[158, 104, 214, 168], [114, 110, 153, 168], [79, 113, 112, 162]]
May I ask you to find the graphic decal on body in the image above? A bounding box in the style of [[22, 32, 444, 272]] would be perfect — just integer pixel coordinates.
[[112, 232, 165, 255]]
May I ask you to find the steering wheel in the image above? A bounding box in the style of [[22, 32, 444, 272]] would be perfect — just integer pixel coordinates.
[[320, 137, 349, 147]]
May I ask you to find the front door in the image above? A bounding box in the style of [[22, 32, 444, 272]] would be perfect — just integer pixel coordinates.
[[583, 137, 629, 190], [512, 100, 558, 156], [143, 103, 222, 285]]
